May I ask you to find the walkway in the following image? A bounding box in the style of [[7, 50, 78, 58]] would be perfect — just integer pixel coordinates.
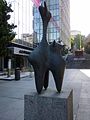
[[0, 72, 31, 80], [0, 69, 90, 120]]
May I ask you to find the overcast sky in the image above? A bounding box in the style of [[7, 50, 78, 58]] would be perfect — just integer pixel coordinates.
[[70, 0, 90, 36]]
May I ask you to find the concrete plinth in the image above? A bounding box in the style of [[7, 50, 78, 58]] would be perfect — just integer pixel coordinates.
[[24, 89, 73, 120]]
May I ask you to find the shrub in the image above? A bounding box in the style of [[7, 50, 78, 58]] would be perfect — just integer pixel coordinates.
[[84, 42, 90, 54]]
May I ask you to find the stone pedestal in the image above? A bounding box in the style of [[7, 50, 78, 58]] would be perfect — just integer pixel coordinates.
[[24, 89, 73, 120]]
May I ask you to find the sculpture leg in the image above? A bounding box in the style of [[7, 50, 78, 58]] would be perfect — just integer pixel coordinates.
[[44, 70, 49, 90], [51, 69, 65, 93], [34, 69, 45, 94]]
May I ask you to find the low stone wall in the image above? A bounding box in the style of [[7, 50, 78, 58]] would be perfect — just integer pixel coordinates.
[[66, 59, 90, 69]]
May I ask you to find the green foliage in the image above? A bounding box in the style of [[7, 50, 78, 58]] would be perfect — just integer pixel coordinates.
[[74, 34, 84, 50], [0, 0, 16, 56], [70, 37, 74, 49], [74, 34, 81, 49]]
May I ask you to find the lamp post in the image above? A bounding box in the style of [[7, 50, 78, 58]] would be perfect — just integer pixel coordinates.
[[7, 0, 15, 77]]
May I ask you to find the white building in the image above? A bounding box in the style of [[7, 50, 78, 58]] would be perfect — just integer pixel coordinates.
[[7, 0, 33, 39]]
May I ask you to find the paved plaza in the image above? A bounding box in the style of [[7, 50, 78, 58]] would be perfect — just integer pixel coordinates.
[[0, 69, 90, 120]]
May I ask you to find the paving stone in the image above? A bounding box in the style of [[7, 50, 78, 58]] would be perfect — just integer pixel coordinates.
[[76, 111, 90, 120]]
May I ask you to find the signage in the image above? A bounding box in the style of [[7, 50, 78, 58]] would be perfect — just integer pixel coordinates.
[[13, 47, 31, 56]]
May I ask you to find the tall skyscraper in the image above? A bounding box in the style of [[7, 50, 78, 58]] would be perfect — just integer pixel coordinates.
[[33, 0, 70, 47]]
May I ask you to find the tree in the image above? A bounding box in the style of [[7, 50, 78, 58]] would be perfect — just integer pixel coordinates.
[[84, 42, 90, 54], [0, 0, 16, 56], [84, 34, 90, 54], [70, 36, 74, 50], [74, 34, 84, 50]]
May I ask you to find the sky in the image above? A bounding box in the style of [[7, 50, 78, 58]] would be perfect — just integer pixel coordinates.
[[70, 0, 90, 36]]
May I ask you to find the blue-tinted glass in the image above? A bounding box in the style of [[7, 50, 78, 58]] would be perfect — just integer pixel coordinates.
[[33, 0, 61, 43], [57, 32, 60, 39], [39, 34, 42, 41], [37, 34, 39, 41]]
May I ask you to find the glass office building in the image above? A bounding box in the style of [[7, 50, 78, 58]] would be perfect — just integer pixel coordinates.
[[33, 0, 70, 47]]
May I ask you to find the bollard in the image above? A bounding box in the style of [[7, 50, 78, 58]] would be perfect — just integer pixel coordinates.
[[15, 68, 20, 80]]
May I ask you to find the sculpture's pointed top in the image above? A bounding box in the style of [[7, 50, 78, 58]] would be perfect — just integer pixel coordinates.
[[44, 1, 47, 11], [52, 40, 56, 47], [39, 1, 51, 45]]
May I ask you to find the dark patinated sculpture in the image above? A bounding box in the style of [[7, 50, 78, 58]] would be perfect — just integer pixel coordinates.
[[28, 1, 65, 94]]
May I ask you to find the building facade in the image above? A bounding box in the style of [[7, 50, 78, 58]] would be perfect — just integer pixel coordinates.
[[61, 0, 70, 47], [7, 0, 33, 39], [33, 0, 70, 47]]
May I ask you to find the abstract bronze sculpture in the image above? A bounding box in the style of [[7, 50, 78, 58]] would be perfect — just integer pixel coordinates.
[[28, 2, 65, 94]]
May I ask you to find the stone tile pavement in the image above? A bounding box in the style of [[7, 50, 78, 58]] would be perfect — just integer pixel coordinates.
[[0, 69, 90, 120]]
